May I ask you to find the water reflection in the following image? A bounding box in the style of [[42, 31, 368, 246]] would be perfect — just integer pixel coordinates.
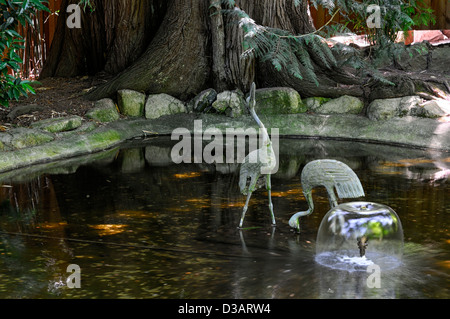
[[0, 137, 448, 298]]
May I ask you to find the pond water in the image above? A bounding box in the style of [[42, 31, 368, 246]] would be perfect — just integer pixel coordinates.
[[0, 137, 448, 299]]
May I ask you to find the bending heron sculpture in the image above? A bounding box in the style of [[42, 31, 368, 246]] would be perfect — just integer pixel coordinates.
[[289, 159, 365, 232], [238, 82, 276, 228]]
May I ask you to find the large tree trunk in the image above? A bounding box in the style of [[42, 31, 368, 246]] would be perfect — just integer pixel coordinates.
[[40, 0, 167, 77], [40, 0, 106, 77], [85, 0, 211, 101], [84, 0, 368, 101], [102, 0, 167, 74], [41, 0, 449, 103]]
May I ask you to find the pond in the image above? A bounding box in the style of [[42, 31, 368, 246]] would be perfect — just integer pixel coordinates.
[[0, 137, 448, 299]]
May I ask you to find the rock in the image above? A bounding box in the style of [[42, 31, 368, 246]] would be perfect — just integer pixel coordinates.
[[0, 133, 12, 151], [145, 93, 186, 119], [86, 98, 120, 122], [31, 115, 83, 133], [412, 99, 450, 118], [7, 104, 46, 120], [1, 113, 450, 174], [117, 89, 145, 117], [56, 121, 99, 139], [8, 127, 54, 149], [313, 95, 363, 114], [188, 88, 217, 113], [254, 87, 305, 115], [304, 97, 331, 112], [366, 95, 449, 120], [367, 96, 423, 120], [368, 98, 401, 121], [212, 90, 246, 118], [398, 95, 422, 116]]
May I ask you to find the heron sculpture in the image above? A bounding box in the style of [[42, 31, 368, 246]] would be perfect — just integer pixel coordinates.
[[289, 159, 365, 232], [238, 82, 277, 228]]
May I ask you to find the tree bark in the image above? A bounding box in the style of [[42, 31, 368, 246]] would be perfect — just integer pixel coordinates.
[[86, 0, 211, 101], [208, 0, 229, 92], [40, 0, 106, 78], [40, 0, 166, 78], [103, 0, 167, 74]]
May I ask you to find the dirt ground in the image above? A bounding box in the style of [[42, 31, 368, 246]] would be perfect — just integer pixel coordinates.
[[0, 75, 111, 128]]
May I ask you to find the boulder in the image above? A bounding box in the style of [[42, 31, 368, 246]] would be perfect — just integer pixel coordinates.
[[398, 96, 422, 116], [188, 88, 217, 113], [117, 89, 145, 117], [8, 127, 54, 149], [145, 93, 186, 119], [254, 87, 305, 114], [366, 95, 449, 121], [86, 98, 120, 122], [304, 97, 331, 112], [367, 98, 401, 121], [212, 90, 246, 118], [411, 99, 450, 118], [312, 95, 363, 114], [31, 115, 83, 133]]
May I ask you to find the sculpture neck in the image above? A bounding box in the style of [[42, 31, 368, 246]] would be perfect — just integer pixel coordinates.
[[304, 191, 314, 216], [250, 108, 271, 147], [289, 191, 315, 229]]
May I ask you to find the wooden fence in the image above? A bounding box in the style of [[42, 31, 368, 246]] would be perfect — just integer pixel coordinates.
[[15, 0, 450, 79]]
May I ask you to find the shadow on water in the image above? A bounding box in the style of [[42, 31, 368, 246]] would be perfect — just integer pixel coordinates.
[[0, 137, 448, 298]]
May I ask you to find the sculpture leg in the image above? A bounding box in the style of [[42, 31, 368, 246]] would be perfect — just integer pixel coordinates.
[[239, 191, 253, 228], [325, 186, 338, 207], [266, 174, 276, 226]]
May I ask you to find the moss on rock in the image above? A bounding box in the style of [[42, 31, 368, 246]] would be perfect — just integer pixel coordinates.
[[254, 87, 306, 115], [31, 115, 83, 133], [86, 98, 120, 122]]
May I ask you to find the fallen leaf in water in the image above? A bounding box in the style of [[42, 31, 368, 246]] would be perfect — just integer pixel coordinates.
[[173, 172, 202, 179], [89, 224, 128, 236], [436, 260, 450, 269]]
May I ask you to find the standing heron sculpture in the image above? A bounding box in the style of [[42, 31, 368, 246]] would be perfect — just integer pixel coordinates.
[[238, 82, 277, 228], [289, 159, 365, 232]]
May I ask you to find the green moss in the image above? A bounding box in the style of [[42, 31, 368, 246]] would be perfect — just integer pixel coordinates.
[[32, 116, 83, 133], [86, 129, 122, 149], [255, 88, 306, 115], [11, 132, 54, 149], [86, 108, 120, 123]]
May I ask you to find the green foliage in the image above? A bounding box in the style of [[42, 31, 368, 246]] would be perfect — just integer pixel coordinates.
[[232, 7, 336, 86], [79, 0, 95, 12], [0, 0, 50, 107], [225, 0, 435, 87], [312, 0, 435, 44]]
